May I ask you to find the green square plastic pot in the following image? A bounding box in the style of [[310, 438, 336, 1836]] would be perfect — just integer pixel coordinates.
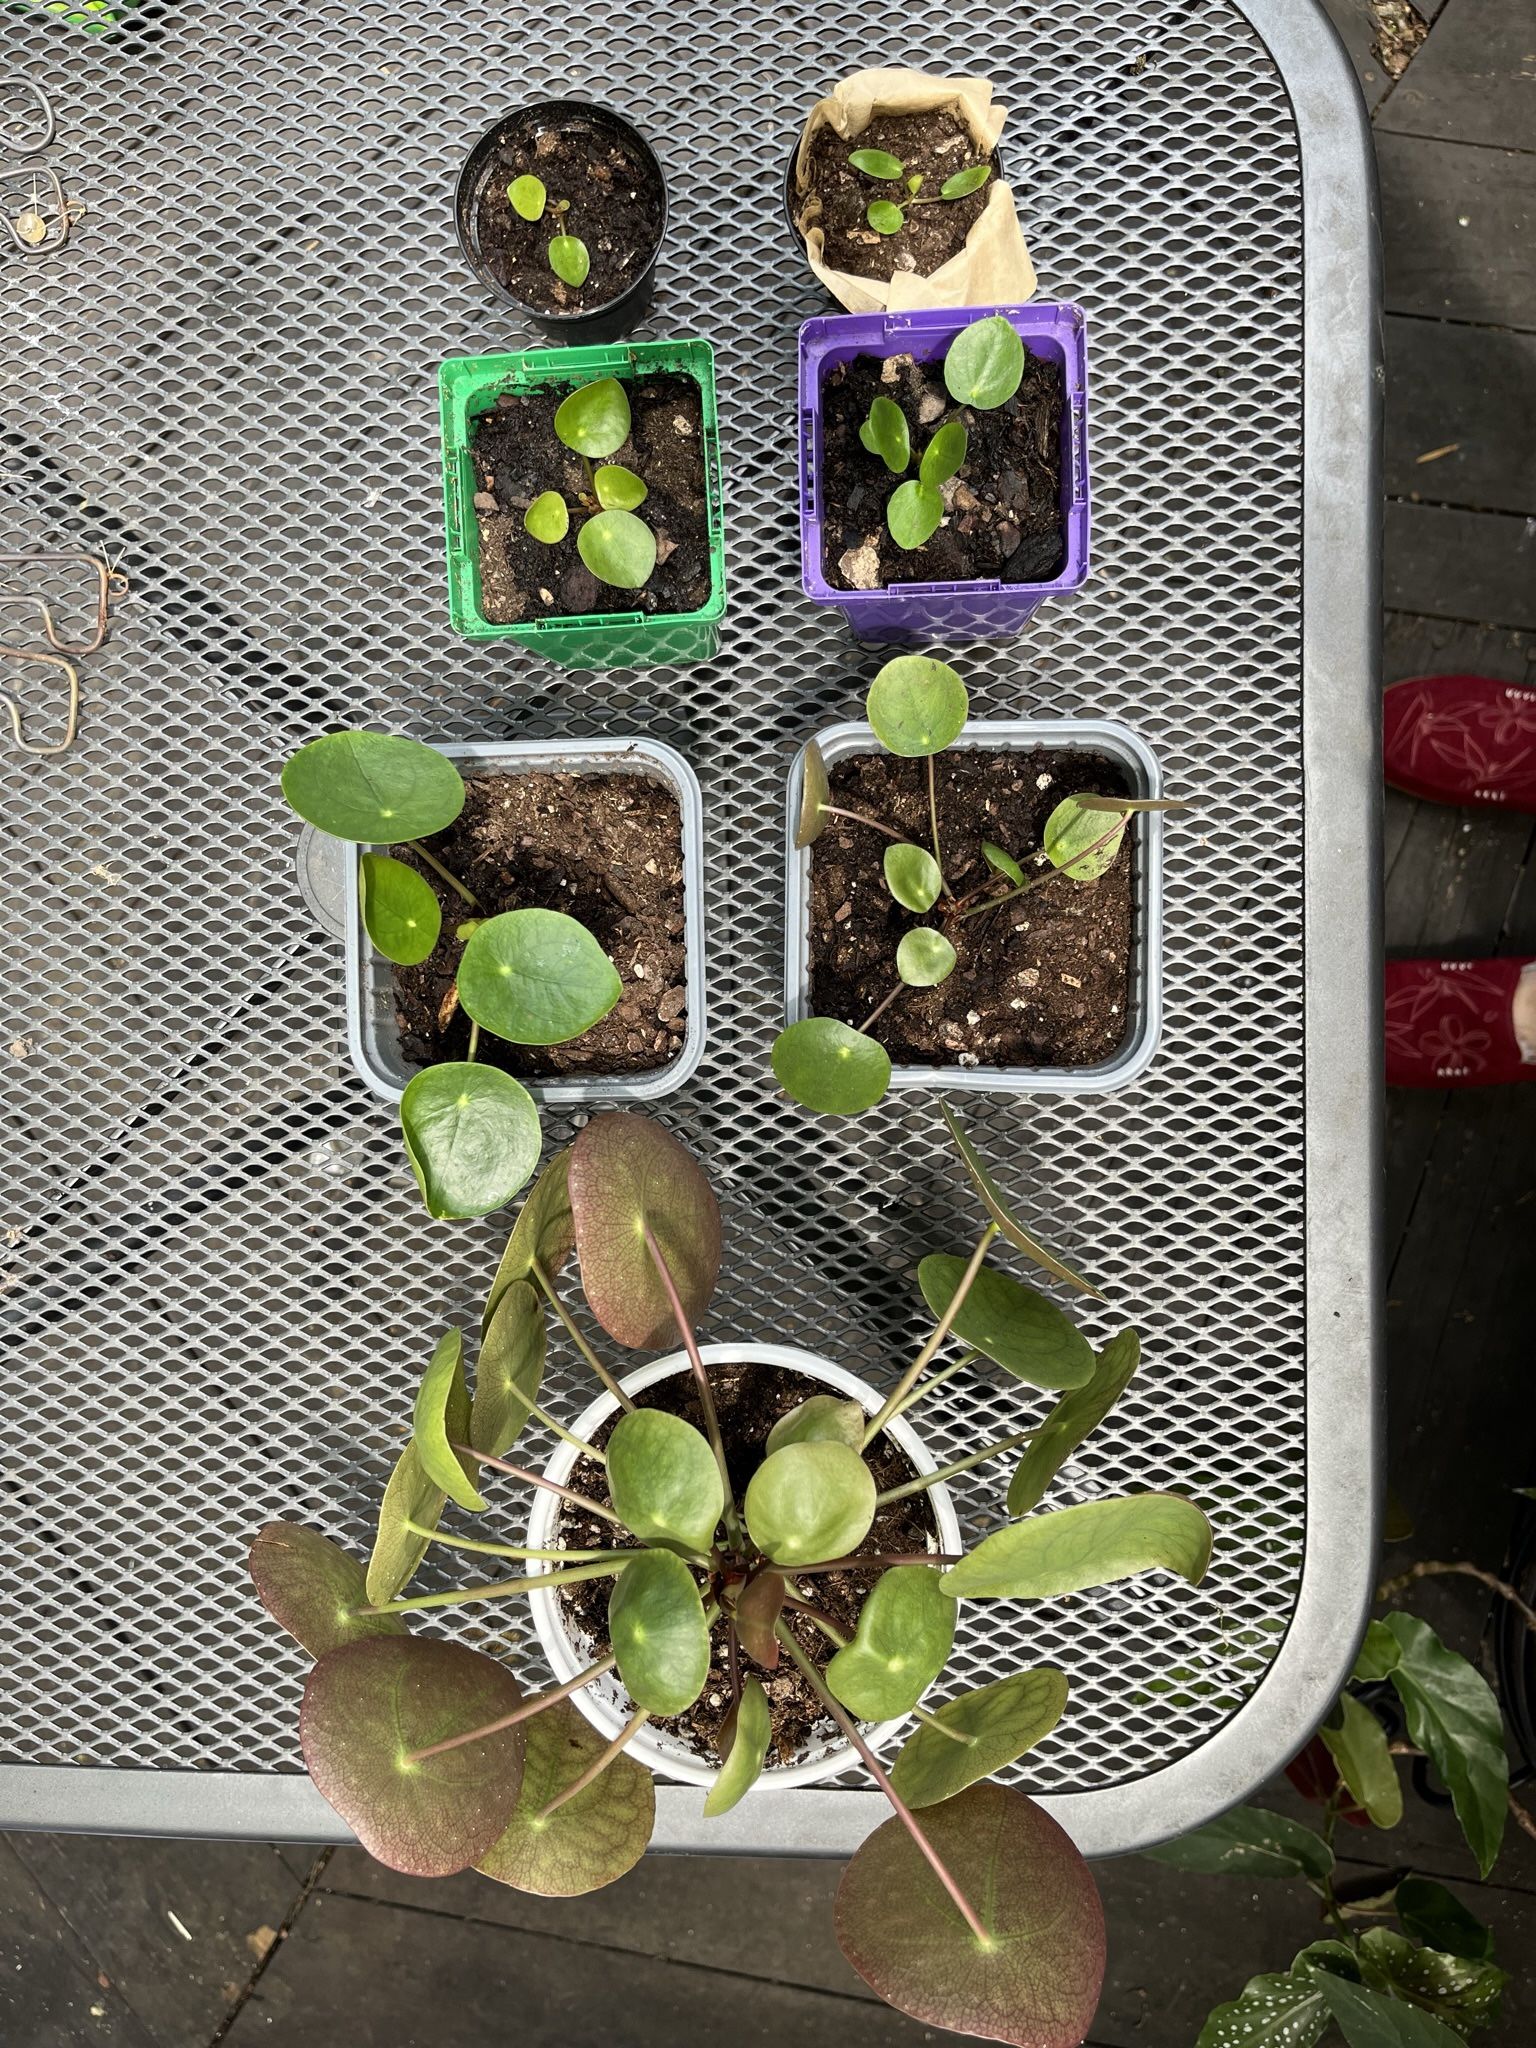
[[439, 339, 726, 670]]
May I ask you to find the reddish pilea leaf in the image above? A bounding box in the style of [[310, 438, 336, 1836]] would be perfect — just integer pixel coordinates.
[[733, 1570, 786, 1670], [834, 1783, 1106, 2047], [248, 1522, 406, 1659], [568, 1112, 722, 1349], [476, 1699, 654, 1897], [300, 1638, 525, 1877]]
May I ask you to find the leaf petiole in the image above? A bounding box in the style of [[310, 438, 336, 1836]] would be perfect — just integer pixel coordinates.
[[404, 838, 479, 908], [862, 1222, 1001, 1445], [405, 1654, 618, 1763], [531, 1256, 634, 1411], [875, 1428, 1037, 1507], [362, 1555, 628, 1616]]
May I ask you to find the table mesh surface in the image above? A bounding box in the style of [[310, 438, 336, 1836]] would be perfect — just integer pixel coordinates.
[[1, 0, 1305, 1800]]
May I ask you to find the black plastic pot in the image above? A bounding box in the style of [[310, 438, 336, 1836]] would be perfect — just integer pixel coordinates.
[[454, 100, 667, 345]]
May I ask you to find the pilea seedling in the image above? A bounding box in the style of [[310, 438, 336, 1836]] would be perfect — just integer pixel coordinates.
[[281, 730, 622, 1218], [251, 1105, 1212, 2046], [858, 313, 1027, 552], [774, 655, 1190, 1115], [506, 173, 591, 288], [520, 374, 658, 589], [848, 145, 992, 237]]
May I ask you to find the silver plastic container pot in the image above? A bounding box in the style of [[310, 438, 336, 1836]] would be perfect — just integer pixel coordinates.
[[783, 719, 1164, 1096]]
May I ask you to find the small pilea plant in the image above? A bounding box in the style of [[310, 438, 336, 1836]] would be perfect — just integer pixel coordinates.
[[507, 172, 590, 288], [859, 312, 1028, 551], [848, 144, 992, 239], [523, 373, 657, 590], [281, 730, 622, 1218], [251, 1106, 1215, 2047], [773, 655, 1188, 1116]]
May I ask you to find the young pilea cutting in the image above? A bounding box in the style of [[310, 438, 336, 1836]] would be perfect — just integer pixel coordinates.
[[522, 373, 657, 590], [507, 171, 591, 288], [280, 730, 621, 1219], [848, 144, 992, 237], [251, 1106, 1213, 2047], [773, 654, 1189, 1116], [859, 312, 1027, 550]]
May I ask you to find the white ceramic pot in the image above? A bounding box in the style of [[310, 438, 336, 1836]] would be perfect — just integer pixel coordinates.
[[526, 1341, 962, 1790]]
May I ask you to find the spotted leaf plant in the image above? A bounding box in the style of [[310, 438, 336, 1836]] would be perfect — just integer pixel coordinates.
[[523, 374, 658, 590], [281, 731, 621, 1218], [773, 653, 1189, 1115], [251, 1107, 1214, 2047], [849, 144, 992, 238]]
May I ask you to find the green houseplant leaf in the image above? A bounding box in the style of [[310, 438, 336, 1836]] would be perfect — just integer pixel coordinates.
[[765, 1394, 865, 1456], [702, 1679, 772, 1818], [866, 655, 968, 757], [849, 147, 905, 180], [399, 1062, 541, 1220], [360, 852, 442, 966], [886, 478, 944, 550], [866, 199, 905, 235], [248, 1522, 406, 1659], [470, 1278, 545, 1458], [941, 1104, 1101, 1298], [890, 1668, 1068, 1809], [982, 840, 1027, 887], [883, 842, 943, 913], [1354, 1619, 1403, 1683], [567, 1111, 723, 1350], [458, 909, 622, 1045], [1356, 1927, 1505, 2034], [835, 1783, 1105, 2048], [366, 1439, 447, 1607], [607, 1549, 710, 1716], [606, 1408, 724, 1555], [918, 1255, 1095, 1391], [1043, 795, 1129, 880], [577, 507, 657, 589], [826, 1565, 955, 1720], [553, 376, 631, 458], [548, 234, 591, 287], [1312, 1969, 1466, 2046], [592, 463, 647, 511], [300, 1637, 525, 1877], [794, 738, 832, 850], [940, 162, 993, 199], [483, 1148, 574, 1333], [943, 313, 1026, 410], [507, 174, 546, 221], [771, 1017, 892, 1116], [859, 395, 911, 475], [1195, 1970, 1329, 2048], [732, 1569, 786, 1670], [1008, 1329, 1140, 1515], [524, 491, 570, 544], [744, 1441, 876, 1566], [1383, 1613, 1507, 1879], [1320, 1695, 1403, 1830], [476, 1697, 655, 1897], [918, 419, 968, 488], [895, 926, 956, 987], [945, 1493, 1213, 1601], [282, 731, 465, 842], [1145, 1806, 1334, 1882], [1394, 1877, 1494, 1963], [413, 1327, 483, 1512]]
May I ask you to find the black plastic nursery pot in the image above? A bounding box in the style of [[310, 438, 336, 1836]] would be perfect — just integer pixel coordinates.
[[454, 99, 668, 345]]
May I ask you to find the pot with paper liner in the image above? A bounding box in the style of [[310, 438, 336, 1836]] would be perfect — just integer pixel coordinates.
[[250, 1108, 1214, 2047], [787, 66, 1036, 315]]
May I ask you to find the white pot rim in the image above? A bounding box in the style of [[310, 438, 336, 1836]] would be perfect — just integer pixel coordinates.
[[526, 1341, 962, 1791]]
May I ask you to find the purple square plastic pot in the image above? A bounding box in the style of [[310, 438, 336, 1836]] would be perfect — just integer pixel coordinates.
[[798, 302, 1090, 643]]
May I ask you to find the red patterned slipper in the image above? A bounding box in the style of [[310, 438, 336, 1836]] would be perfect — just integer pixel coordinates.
[[1385, 957, 1536, 1089], [1383, 674, 1536, 812]]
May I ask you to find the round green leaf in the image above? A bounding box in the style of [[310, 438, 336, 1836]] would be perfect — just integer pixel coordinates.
[[1007, 1329, 1140, 1515], [896, 926, 956, 987], [795, 737, 832, 850], [524, 491, 569, 544], [399, 1062, 541, 1220], [470, 1278, 546, 1459], [703, 1679, 771, 1819], [943, 313, 1027, 410], [826, 1566, 955, 1720], [835, 1783, 1106, 2048], [890, 1669, 1069, 1809], [883, 842, 942, 913], [360, 852, 441, 966], [458, 909, 622, 1045], [849, 148, 905, 180], [553, 376, 631, 458], [548, 233, 591, 286], [866, 655, 968, 757], [249, 1522, 406, 1659], [918, 1255, 1094, 1391], [919, 419, 968, 488], [607, 1549, 710, 1717], [412, 1327, 483, 1513], [483, 1148, 574, 1334], [771, 1017, 892, 1116], [281, 731, 464, 842], [476, 1697, 654, 1896], [300, 1637, 526, 1877], [567, 1111, 723, 1351], [859, 395, 911, 475], [1043, 796, 1129, 880], [507, 173, 546, 221], [577, 507, 657, 589], [940, 163, 993, 199], [744, 1441, 876, 1567], [886, 478, 944, 550], [866, 199, 905, 235], [765, 1394, 865, 1457], [943, 1493, 1214, 1601], [1320, 1694, 1403, 1830], [606, 1408, 724, 1556], [366, 1440, 448, 1607], [982, 839, 1027, 888], [593, 463, 648, 511]]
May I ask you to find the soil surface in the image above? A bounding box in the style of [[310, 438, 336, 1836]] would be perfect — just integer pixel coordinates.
[[821, 347, 1065, 590], [556, 1362, 940, 1768], [389, 769, 686, 1081], [810, 748, 1135, 1069], [472, 372, 711, 624], [469, 106, 663, 315], [797, 109, 996, 283]]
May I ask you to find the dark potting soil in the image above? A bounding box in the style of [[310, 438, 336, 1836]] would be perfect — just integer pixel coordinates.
[[471, 373, 711, 625], [390, 770, 687, 1081], [798, 109, 995, 283], [470, 107, 663, 316], [821, 348, 1065, 591], [556, 1362, 940, 1768], [810, 749, 1135, 1069]]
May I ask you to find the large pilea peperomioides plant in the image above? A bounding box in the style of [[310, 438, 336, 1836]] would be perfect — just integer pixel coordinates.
[[281, 730, 621, 1218], [523, 374, 659, 590], [774, 653, 1188, 1115], [251, 1108, 1214, 2047]]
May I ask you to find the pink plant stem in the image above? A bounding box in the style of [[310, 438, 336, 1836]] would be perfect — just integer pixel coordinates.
[[862, 1221, 1000, 1445], [642, 1224, 741, 1543], [535, 1708, 650, 1822], [790, 1550, 964, 1575], [453, 1445, 624, 1524], [406, 1656, 617, 1763], [859, 984, 904, 1034]]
